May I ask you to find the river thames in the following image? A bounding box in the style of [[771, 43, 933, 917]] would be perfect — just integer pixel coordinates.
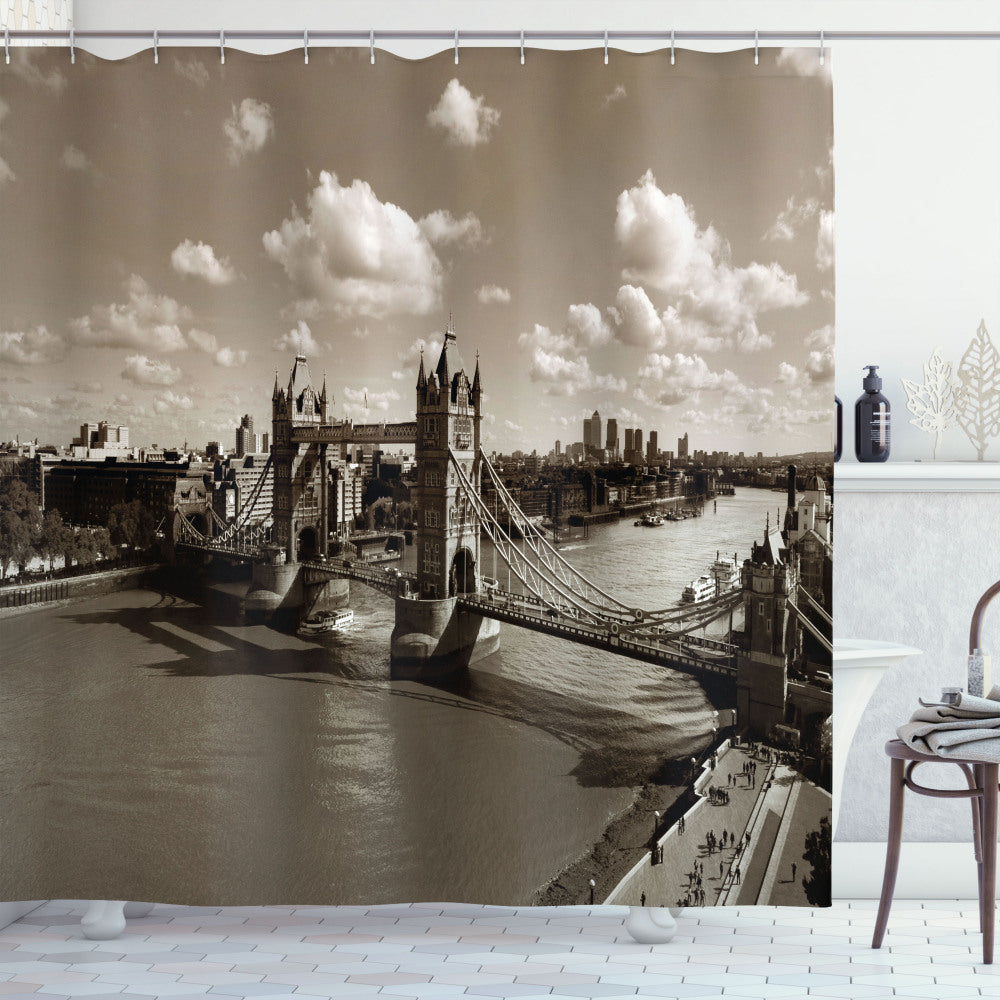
[[1, 487, 783, 905]]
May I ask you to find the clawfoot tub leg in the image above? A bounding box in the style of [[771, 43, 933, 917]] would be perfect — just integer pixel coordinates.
[[80, 900, 127, 940], [624, 906, 678, 943]]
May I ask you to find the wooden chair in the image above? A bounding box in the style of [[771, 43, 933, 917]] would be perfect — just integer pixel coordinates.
[[872, 739, 998, 964]]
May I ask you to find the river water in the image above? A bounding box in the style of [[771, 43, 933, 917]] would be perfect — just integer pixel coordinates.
[[0, 488, 780, 905]]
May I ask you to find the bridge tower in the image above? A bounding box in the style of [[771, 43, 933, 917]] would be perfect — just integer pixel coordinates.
[[736, 518, 798, 738], [391, 325, 499, 676], [271, 354, 331, 563]]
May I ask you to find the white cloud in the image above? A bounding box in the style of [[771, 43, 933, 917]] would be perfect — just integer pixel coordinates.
[[187, 329, 218, 353], [418, 210, 485, 248], [154, 390, 195, 413], [273, 320, 321, 355], [213, 346, 249, 368], [565, 302, 611, 348], [427, 78, 500, 147], [0, 326, 67, 365], [603, 84, 627, 108], [342, 386, 402, 416], [636, 352, 742, 407], [121, 354, 182, 387], [70, 275, 189, 352], [776, 361, 800, 384], [615, 171, 807, 351], [610, 284, 724, 352], [776, 47, 832, 79], [263, 171, 443, 319], [224, 98, 274, 164], [60, 144, 98, 177], [521, 326, 626, 397], [391, 370, 407, 381], [9, 53, 65, 93], [764, 196, 819, 241], [174, 56, 210, 87], [816, 210, 835, 271], [804, 324, 835, 382], [503, 419, 524, 432], [171, 239, 238, 284], [476, 284, 511, 305], [400, 336, 443, 365]]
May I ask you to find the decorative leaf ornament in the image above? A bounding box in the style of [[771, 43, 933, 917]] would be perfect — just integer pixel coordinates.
[[901, 349, 964, 459], [956, 319, 1000, 460]]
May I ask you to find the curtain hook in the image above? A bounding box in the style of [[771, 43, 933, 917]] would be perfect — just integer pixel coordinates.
[[670, 28, 675, 66], [4, 26, 9, 66], [454, 29, 459, 65], [70, 27, 75, 64], [153, 29, 158, 65], [604, 29, 609, 66], [754, 29, 759, 67], [220, 29, 225, 65], [820, 28, 825, 65], [303, 29, 309, 64], [520, 29, 525, 66]]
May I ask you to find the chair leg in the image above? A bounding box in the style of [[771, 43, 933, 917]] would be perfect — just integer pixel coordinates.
[[972, 764, 985, 933], [981, 764, 997, 965], [873, 757, 906, 950]]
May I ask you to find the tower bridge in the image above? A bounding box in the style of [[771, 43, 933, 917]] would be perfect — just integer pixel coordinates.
[[173, 328, 832, 734]]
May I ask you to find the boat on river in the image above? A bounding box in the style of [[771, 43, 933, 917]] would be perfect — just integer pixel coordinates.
[[635, 512, 664, 527], [681, 575, 716, 603], [298, 609, 355, 635]]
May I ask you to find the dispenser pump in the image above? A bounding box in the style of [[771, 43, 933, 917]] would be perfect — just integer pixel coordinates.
[[862, 365, 882, 392]]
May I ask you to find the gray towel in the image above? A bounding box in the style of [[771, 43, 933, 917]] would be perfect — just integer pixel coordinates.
[[896, 684, 1000, 762]]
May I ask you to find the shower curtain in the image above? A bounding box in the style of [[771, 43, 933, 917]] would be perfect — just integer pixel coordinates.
[[0, 44, 834, 908]]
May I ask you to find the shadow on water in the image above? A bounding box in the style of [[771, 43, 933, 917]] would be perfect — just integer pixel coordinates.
[[59, 593, 716, 791]]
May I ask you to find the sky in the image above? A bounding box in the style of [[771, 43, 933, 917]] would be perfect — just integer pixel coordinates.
[[0, 45, 833, 455]]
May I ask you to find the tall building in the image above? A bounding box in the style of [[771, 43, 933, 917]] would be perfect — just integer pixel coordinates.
[[236, 414, 254, 459], [634, 429, 643, 460], [71, 420, 130, 459], [605, 418, 618, 459], [589, 410, 601, 456], [646, 430, 658, 465], [555, 439, 562, 455], [678, 432, 689, 460], [205, 441, 221, 460], [624, 427, 635, 455]]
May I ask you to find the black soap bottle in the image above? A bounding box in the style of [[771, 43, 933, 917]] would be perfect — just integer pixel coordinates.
[[834, 396, 842, 462], [855, 365, 890, 462]]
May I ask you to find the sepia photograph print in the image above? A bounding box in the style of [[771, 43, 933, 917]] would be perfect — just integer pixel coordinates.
[[0, 45, 833, 908]]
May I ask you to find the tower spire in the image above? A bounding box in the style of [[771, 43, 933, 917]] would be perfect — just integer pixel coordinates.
[[417, 348, 427, 390], [272, 369, 280, 400], [472, 349, 482, 396]]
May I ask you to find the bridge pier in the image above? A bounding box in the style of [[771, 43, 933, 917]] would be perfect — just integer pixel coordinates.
[[390, 595, 500, 679], [244, 559, 349, 617]]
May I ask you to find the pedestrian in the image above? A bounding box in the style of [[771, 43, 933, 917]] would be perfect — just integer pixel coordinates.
[[641, 892, 647, 905], [735, 866, 741, 885], [719, 860, 724, 878], [722, 828, 728, 847], [791, 862, 797, 882], [746, 832, 751, 847]]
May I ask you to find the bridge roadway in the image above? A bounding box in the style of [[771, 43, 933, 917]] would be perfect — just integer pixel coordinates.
[[457, 590, 738, 680], [291, 420, 417, 445]]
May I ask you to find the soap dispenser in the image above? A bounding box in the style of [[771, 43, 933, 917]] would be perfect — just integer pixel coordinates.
[[855, 365, 890, 463]]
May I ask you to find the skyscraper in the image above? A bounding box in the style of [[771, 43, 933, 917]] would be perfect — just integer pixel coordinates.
[[624, 427, 635, 455], [647, 430, 658, 465], [634, 428, 643, 460], [678, 432, 689, 460], [236, 414, 254, 458], [606, 418, 618, 459]]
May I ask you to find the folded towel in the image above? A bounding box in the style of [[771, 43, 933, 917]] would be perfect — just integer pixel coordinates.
[[896, 684, 1000, 762]]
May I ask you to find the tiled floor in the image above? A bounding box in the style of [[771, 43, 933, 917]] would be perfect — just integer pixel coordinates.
[[0, 899, 994, 998]]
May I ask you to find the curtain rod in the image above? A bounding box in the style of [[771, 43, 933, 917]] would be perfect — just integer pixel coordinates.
[[5, 29, 1000, 44]]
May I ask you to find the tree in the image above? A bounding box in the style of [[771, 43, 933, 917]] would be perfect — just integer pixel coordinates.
[[108, 500, 156, 550], [38, 509, 68, 572], [902, 349, 964, 460], [0, 509, 34, 578], [72, 529, 99, 568], [802, 815, 831, 906], [0, 480, 41, 577], [93, 526, 115, 561]]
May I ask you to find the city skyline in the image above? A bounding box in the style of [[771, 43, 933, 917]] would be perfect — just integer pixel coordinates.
[[1, 47, 833, 456]]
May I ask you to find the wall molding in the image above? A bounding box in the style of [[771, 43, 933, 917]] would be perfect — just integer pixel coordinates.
[[835, 462, 1000, 492], [834, 842, 979, 898]]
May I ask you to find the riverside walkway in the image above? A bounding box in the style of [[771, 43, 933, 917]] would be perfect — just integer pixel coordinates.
[[607, 742, 828, 907]]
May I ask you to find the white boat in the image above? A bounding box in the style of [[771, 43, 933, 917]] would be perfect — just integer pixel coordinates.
[[639, 512, 664, 526], [681, 575, 716, 603], [710, 552, 740, 591], [298, 609, 355, 635]]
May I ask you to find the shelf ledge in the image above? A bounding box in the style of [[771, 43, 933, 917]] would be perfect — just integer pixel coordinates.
[[835, 462, 1000, 492]]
